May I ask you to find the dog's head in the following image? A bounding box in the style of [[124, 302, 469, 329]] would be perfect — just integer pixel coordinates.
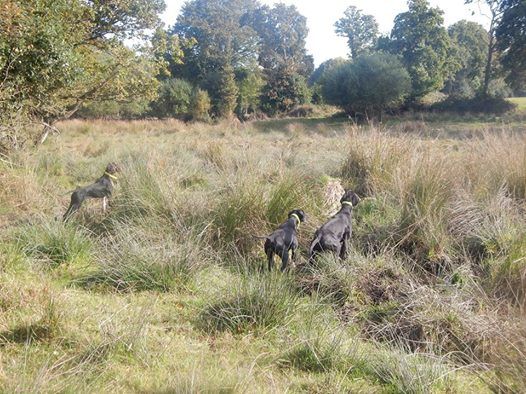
[[288, 209, 306, 224], [340, 190, 360, 207], [105, 162, 121, 175]]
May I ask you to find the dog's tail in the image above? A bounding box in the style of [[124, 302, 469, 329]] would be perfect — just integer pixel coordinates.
[[62, 186, 80, 196], [252, 235, 269, 241], [309, 232, 321, 258]]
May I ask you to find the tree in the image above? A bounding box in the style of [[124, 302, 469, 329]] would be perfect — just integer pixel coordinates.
[[465, 0, 505, 96], [496, 0, 526, 87], [245, 4, 313, 77], [261, 65, 311, 115], [171, 0, 259, 117], [446, 21, 489, 98], [384, 0, 454, 100], [309, 58, 347, 104], [236, 68, 264, 117], [190, 88, 212, 122], [215, 65, 239, 118], [321, 53, 411, 117], [335, 6, 379, 59], [309, 58, 347, 86], [0, 0, 167, 150], [245, 3, 313, 114]]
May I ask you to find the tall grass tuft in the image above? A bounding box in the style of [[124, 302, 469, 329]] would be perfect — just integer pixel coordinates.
[[75, 225, 205, 292], [212, 181, 266, 253], [395, 152, 456, 267], [15, 221, 93, 268], [110, 155, 177, 223], [198, 273, 300, 334]]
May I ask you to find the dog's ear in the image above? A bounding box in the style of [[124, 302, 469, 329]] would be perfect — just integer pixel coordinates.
[[297, 210, 306, 222], [351, 192, 361, 206]]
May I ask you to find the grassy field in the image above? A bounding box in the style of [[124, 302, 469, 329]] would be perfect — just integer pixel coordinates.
[[1, 115, 526, 393], [509, 97, 526, 111]]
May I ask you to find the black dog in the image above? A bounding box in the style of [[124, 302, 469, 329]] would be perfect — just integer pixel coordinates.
[[263, 209, 306, 272], [309, 190, 360, 261], [63, 162, 120, 222]]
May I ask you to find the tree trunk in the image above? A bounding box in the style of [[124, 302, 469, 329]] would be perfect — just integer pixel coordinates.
[[483, 19, 495, 97]]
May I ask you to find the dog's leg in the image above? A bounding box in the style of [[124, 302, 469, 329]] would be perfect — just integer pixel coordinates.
[[102, 196, 108, 213], [280, 250, 289, 272], [267, 251, 274, 272], [63, 190, 84, 222], [340, 232, 350, 260], [63, 202, 80, 222]]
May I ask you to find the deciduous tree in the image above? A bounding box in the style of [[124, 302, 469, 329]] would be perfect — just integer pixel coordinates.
[[383, 0, 454, 99], [335, 6, 379, 59], [446, 21, 489, 98], [0, 0, 167, 150], [496, 0, 526, 88]]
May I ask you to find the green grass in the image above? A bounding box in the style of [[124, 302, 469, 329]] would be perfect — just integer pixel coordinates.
[[509, 97, 526, 111], [1, 116, 525, 392]]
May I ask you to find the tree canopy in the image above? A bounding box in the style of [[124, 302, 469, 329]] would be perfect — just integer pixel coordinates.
[[335, 6, 379, 59], [321, 53, 411, 116], [497, 0, 526, 84], [383, 0, 454, 99], [446, 21, 489, 98], [0, 0, 167, 149]]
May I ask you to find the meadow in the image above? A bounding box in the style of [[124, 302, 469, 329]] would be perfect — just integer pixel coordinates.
[[1, 112, 526, 393]]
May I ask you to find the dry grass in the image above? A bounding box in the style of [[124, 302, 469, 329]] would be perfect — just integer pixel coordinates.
[[0, 117, 525, 392]]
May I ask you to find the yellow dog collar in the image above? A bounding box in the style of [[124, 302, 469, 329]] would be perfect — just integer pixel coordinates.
[[341, 201, 353, 207], [290, 213, 301, 226], [105, 172, 118, 181]]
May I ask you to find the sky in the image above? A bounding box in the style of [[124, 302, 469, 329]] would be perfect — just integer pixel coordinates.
[[161, 0, 491, 66]]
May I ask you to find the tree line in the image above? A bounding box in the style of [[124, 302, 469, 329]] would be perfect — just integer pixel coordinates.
[[1, 0, 525, 150]]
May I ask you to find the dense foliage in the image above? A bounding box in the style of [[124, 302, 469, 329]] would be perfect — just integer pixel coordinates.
[[497, 0, 526, 88], [445, 21, 489, 98], [381, 0, 455, 100], [0, 0, 166, 150], [1, 0, 525, 149], [335, 6, 379, 59], [321, 53, 411, 116]]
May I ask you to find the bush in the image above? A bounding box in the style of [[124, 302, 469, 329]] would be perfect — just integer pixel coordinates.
[[261, 66, 311, 115], [78, 99, 150, 119], [321, 53, 411, 117], [150, 78, 193, 118], [236, 69, 264, 118], [190, 88, 212, 122]]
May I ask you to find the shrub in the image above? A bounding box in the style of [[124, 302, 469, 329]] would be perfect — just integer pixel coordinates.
[[190, 88, 212, 122], [236, 69, 264, 118], [321, 53, 411, 117], [150, 78, 193, 118], [261, 66, 311, 115]]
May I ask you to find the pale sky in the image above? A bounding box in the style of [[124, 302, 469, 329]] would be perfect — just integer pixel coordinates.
[[161, 0, 490, 66]]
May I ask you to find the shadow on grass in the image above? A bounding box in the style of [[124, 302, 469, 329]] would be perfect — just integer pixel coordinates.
[[0, 324, 55, 345]]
